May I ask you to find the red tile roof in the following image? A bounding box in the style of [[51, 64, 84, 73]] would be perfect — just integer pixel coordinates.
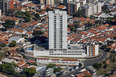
[[62, 59, 78, 61]]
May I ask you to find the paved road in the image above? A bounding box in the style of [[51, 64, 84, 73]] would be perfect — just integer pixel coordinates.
[[84, 50, 107, 67], [64, 50, 107, 77]]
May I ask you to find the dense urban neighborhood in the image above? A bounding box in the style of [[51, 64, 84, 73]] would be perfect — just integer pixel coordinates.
[[0, 0, 116, 77]]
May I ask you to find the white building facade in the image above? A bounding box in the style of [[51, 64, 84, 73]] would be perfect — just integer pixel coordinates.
[[81, 2, 102, 17], [48, 9, 67, 51], [86, 43, 99, 57]]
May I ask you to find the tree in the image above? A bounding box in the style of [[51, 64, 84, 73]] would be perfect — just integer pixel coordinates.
[[74, 9, 85, 17], [95, 20, 103, 25], [15, 10, 25, 18], [16, 48, 21, 53], [23, 68, 36, 77], [9, 40, 16, 47], [24, 17, 31, 22], [0, 63, 15, 75], [113, 36, 116, 40], [33, 30, 44, 36], [46, 7, 51, 12], [3, 19, 15, 29], [47, 63, 55, 68], [54, 67, 62, 73], [24, 11, 31, 18], [79, 63, 82, 68], [35, 13, 41, 20], [83, 75, 92, 77], [105, 48, 111, 52], [7, 9, 18, 16], [0, 43, 6, 47], [93, 63, 101, 70]]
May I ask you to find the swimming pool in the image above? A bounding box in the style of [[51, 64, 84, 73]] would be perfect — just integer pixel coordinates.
[[27, 47, 33, 50]]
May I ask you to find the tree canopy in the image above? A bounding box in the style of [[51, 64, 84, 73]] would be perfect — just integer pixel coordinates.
[[3, 19, 15, 29], [74, 9, 85, 17], [9, 40, 16, 47], [35, 13, 41, 20], [23, 68, 36, 77], [47, 63, 55, 68], [33, 30, 44, 36]]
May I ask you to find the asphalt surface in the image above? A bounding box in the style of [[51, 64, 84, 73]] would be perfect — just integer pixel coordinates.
[[64, 50, 108, 77], [84, 50, 107, 67]]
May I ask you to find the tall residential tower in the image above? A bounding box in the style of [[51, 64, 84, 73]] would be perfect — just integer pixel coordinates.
[[48, 9, 67, 51]]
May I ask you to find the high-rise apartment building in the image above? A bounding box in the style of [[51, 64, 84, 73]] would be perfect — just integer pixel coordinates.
[[86, 42, 99, 56], [0, 0, 14, 14], [66, 0, 86, 15], [40, 0, 54, 5], [48, 9, 67, 51], [81, 2, 101, 17]]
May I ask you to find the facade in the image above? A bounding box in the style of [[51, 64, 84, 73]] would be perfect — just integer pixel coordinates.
[[0, 0, 14, 14], [48, 9, 67, 51], [37, 58, 80, 66], [86, 42, 99, 57], [67, 0, 86, 15], [40, 0, 54, 5], [81, 2, 102, 17], [0, 9, 1, 17]]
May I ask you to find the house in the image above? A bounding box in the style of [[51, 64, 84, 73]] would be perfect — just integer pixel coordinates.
[[2, 58, 15, 63], [8, 36, 25, 43]]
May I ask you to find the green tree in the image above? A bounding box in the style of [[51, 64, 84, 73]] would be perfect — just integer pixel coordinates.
[[3, 19, 15, 29], [33, 30, 44, 36], [95, 20, 103, 25], [9, 40, 16, 47], [15, 10, 25, 18], [46, 7, 51, 12], [0, 43, 6, 47], [113, 36, 116, 39], [35, 13, 41, 20], [83, 75, 92, 77], [47, 63, 55, 68], [23, 68, 36, 77], [24, 17, 31, 22], [93, 63, 102, 70], [25, 11, 31, 18], [16, 48, 21, 53], [54, 67, 62, 73], [74, 9, 85, 17], [105, 48, 111, 52], [79, 63, 82, 68], [0, 63, 15, 74]]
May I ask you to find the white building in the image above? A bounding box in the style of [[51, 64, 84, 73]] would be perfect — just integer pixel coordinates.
[[36, 58, 80, 67], [8, 36, 25, 43], [81, 2, 102, 17], [86, 42, 99, 57], [67, 0, 86, 15], [40, 0, 54, 5], [48, 9, 67, 51], [0, 9, 1, 17]]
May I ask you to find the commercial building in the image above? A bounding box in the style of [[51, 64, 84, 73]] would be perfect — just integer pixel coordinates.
[[37, 58, 80, 67], [0, 0, 14, 14], [48, 9, 67, 51], [86, 42, 99, 57]]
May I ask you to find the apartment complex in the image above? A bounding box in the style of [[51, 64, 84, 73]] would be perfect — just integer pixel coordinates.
[[0, 0, 14, 14], [48, 9, 67, 51], [40, 0, 54, 5], [86, 43, 99, 57], [66, 0, 86, 15], [81, 2, 102, 17]]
